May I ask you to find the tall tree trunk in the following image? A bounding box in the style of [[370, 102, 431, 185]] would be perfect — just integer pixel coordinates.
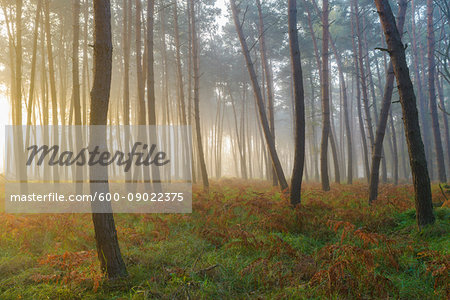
[[230, 0, 288, 191], [44, 0, 58, 126], [14, 0, 27, 191], [122, 0, 132, 185], [256, 0, 277, 187], [329, 79, 341, 183], [26, 0, 42, 146], [90, 0, 127, 278], [72, 0, 83, 192], [173, 1, 187, 126], [351, 4, 370, 181], [44, 0, 59, 182], [73, 0, 81, 126], [229, 87, 247, 179], [146, 0, 162, 189], [82, 0, 90, 125], [329, 37, 352, 184], [190, 0, 209, 191], [320, 0, 331, 191], [15, 0, 22, 127], [436, 75, 450, 174], [353, 0, 374, 148], [135, 0, 145, 125], [427, 0, 447, 183], [369, 0, 406, 203], [288, 0, 305, 205], [389, 112, 399, 184], [375, 0, 435, 228]]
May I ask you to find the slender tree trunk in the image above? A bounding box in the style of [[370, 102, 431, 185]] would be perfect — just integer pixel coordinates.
[[256, 0, 277, 187], [427, 0, 447, 183], [351, 4, 370, 181], [329, 36, 353, 184], [320, 0, 331, 191], [329, 80, 341, 184], [72, 0, 83, 192], [90, 0, 127, 278], [174, 2, 187, 126], [436, 76, 450, 174], [73, 0, 81, 126], [82, 0, 90, 125], [288, 0, 305, 205], [44, 0, 59, 182], [375, 0, 435, 228], [369, 0, 406, 203], [389, 112, 399, 184], [135, 0, 145, 125], [26, 0, 42, 146], [191, 0, 209, 191], [44, 0, 58, 126], [353, 0, 374, 148], [15, 0, 22, 127], [230, 0, 288, 191], [13, 0, 28, 191]]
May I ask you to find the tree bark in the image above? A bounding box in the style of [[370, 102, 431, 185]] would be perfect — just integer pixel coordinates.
[[90, 0, 127, 278], [369, 0, 406, 203], [374, 0, 435, 228], [320, 0, 331, 191], [288, 0, 305, 205]]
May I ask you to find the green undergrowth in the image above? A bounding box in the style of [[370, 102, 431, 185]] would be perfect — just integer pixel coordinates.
[[0, 180, 448, 299]]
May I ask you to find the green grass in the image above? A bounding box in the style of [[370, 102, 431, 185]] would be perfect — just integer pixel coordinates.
[[0, 181, 448, 299]]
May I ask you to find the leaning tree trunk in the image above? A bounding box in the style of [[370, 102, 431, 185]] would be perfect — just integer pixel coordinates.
[[369, 0, 407, 203], [426, 0, 447, 183], [230, 0, 288, 191], [374, 0, 435, 228], [90, 0, 127, 279], [288, 0, 305, 206], [320, 0, 331, 191]]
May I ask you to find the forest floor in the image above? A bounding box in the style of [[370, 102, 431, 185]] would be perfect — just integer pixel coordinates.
[[0, 180, 448, 299]]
